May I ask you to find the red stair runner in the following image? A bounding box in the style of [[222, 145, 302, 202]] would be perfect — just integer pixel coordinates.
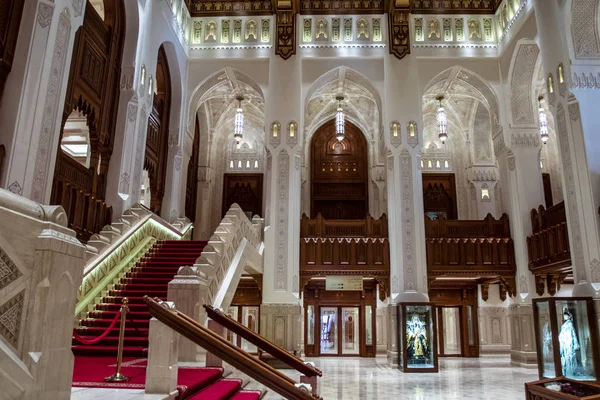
[[72, 240, 207, 357]]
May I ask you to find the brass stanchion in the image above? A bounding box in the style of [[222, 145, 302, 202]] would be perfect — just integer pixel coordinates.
[[105, 297, 130, 382]]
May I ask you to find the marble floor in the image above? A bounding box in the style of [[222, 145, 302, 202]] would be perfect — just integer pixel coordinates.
[[71, 356, 539, 399]]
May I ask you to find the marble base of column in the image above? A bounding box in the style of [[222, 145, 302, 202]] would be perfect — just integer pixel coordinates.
[[509, 303, 537, 367]]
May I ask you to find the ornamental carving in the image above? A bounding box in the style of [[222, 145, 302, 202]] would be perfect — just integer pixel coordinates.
[[410, 0, 501, 13], [0, 291, 24, 349], [190, 0, 273, 16], [300, 0, 383, 13], [275, 0, 296, 59], [389, 5, 410, 60]]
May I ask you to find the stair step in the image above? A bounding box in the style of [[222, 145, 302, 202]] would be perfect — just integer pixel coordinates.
[[88, 311, 154, 320], [118, 277, 173, 285], [231, 391, 263, 400], [72, 335, 149, 348], [71, 345, 147, 357], [189, 379, 243, 400], [108, 290, 167, 297], [80, 319, 150, 328], [114, 283, 169, 291], [74, 327, 148, 337], [101, 296, 166, 304]]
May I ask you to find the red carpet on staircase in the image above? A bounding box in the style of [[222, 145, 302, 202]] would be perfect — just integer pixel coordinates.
[[71, 240, 264, 399], [73, 240, 208, 357]]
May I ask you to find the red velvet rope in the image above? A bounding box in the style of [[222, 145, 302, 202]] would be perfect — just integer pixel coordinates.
[[72, 311, 121, 345]]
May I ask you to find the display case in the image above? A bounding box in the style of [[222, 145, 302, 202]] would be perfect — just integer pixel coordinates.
[[533, 297, 600, 381], [397, 303, 438, 373], [525, 377, 600, 400]]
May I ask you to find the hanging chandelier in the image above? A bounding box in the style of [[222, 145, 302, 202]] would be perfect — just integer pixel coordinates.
[[335, 95, 345, 142], [538, 96, 549, 144], [234, 95, 244, 144], [436, 95, 448, 144]]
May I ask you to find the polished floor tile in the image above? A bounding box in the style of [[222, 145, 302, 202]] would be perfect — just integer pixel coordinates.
[[257, 356, 538, 399], [72, 356, 538, 399]]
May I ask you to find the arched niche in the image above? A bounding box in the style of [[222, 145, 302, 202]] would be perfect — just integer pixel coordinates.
[[310, 119, 368, 219]]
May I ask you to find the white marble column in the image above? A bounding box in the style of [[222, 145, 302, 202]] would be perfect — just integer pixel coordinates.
[[383, 54, 428, 303], [0, 0, 86, 203], [533, 0, 600, 295], [262, 51, 302, 305], [497, 130, 544, 365]]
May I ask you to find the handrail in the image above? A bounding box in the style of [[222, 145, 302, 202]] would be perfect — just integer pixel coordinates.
[[204, 305, 322, 378], [144, 297, 321, 400]]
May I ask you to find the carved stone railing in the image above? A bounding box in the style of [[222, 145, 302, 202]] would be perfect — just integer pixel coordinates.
[[0, 188, 86, 398], [299, 213, 390, 299], [195, 203, 263, 310], [527, 202, 570, 296], [75, 204, 193, 319], [425, 214, 516, 301]]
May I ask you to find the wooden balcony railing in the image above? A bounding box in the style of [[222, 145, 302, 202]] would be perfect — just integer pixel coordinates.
[[300, 213, 388, 238], [51, 151, 112, 242], [425, 214, 516, 300], [204, 305, 322, 378], [144, 297, 320, 400], [425, 213, 511, 238], [527, 202, 570, 295]]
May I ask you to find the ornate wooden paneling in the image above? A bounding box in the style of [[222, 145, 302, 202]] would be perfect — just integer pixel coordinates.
[[222, 173, 263, 218], [144, 45, 171, 214], [425, 214, 516, 300], [299, 214, 390, 300], [0, 0, 25, 103], [422, 173, 457, 219], [527, 201, 571, 296], [51, 0, 125, 241], [232, 276, 262, 306], [185, 117, 201, 222], [311, 120, 368, 220], [410, 0, 502, 14]]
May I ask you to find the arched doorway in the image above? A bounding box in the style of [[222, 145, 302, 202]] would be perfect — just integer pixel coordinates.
[[143, 44, 171, 214], [310, 119, 369, 219]]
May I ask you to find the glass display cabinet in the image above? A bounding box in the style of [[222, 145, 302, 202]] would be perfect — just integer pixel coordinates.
[[397, 303, 438, 373], [525, 377, 600, 400], [533, 297, 600, 381]]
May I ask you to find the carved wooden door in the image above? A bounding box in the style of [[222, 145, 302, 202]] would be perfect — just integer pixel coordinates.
[[422, 173, 457, 220], [222, 173, 263, 218], [310, 120, 368, 219]]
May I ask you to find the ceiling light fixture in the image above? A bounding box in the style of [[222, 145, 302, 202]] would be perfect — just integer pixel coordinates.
[[335, 95, 345, 142], [436, 95, 448, 144], [234, 95, 244, 144], [538, 96, 549, 144]]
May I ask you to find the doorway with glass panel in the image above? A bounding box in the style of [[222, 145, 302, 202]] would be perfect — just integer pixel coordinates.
[[437, 307, 462, 356], [304, 278, 377, 357]]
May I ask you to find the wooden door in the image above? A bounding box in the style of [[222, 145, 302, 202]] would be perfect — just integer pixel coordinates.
[[222, 173, 263, 218], [422, 173, 458, 219], [310, 120, 369, 219]]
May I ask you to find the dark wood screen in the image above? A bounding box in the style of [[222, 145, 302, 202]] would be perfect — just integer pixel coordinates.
[[422, 173, 457, 220], [310, 120, 368, 220], [222, 173, 263, 218], [144, 45, 171, 214], [185, 116, 200, 221], [50, 0, 125, 242], [0, 0, 25, 103], [542, 173, 553, 208]]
